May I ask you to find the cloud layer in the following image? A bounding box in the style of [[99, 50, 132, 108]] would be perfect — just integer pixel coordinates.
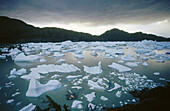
[[0, 0, 170, 36]]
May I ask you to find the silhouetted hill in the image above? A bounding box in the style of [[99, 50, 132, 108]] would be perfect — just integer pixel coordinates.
[[0, 16, 169, 43]]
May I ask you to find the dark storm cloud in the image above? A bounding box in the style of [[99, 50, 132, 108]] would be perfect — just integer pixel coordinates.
[[0, 0, 170, 26]]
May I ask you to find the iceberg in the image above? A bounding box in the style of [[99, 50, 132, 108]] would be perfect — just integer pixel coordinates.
[[88, 103, 96, 110], [84, 92, 96, 102], [100, 96, 108, 101], [121, 55, 135, 61], [108, 62, 131, 72], [10, 68, 26, 76], [116, 91, 121, 97], [154, 72, 160, 76], [125, 62, 138, 67], [71, 100, 83, 109], [84, 62, 103, 74], [19, 103, 36, 111], [14, 53, 39, 62], [142, 62, 148, 66], [88, 80, 105, 90], [108, 83, 121, 92], [21, 71, 42, 80], [66, 75, 82, 79], [26, 79, 61, 97], [7, 99, 14, 104], [53, 52, 64, 58]]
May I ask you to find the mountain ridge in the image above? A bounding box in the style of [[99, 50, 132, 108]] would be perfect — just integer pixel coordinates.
[[0, 16, 169, 43]]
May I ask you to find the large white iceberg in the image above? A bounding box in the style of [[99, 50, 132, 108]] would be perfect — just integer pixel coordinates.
[[84, 62, 103, 74], [26, 79, 61, 97], [14, 53, 39, 62], [108, 83, 121, 92], [21, 71, 42, 80], [125, 62, 138, 67], [108, 62, 131, 72]]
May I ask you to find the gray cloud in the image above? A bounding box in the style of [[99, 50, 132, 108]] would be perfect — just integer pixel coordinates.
[[0, 0, 170, 26]]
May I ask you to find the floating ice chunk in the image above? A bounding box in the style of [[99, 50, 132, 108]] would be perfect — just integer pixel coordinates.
[[100, 96, 108, 101], [141, 57, 149, 60], [14, 53, 39, 62], [116, 91, 121, 97], [132, 99, 136, 102], [71, 86, 82, 89], [26, 79, 61, 97], [108, 83, 121, 92], [84, 62, 102, 74], [135, 49, 152, 54], [90, 51, 98, 56], [74, 54, 84, 59], [66, 75, 82, 79], [71, 100, 83, 109], [121, 55, 135, 61], [53, 52, 64, 58], [154, 72, 160, 76], [115, 49, 124, 55], [57, 59, 65, 63], [40, 58, 46, 62], [88, 103, 96, 110], [142, 62, 148, 66], [108, 62, 131, 72], [32, 63, 80, 74], [51, 74, 61, 79], [88, 80, 105, 90], [19, 103, 36, 111], [159, 78, 166, 81], [21, 71, 42, 80], [118, 60, 124, 63], [125, 62, 138, 67], [10, 68, 26, 78], [77, 61, 82, 64], [12, 92, 20, 97], [156, 59, 165, 63], [84, 92, 96, 102], [0, 55, 6, 59], [7, 99, 14, 104]]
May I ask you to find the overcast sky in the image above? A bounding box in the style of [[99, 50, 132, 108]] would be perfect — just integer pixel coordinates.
[[0, 0, 170, 37]]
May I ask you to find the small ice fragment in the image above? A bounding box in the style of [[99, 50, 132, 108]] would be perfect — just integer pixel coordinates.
[[116, 91, 121, 97], [84, 92, 96, 102], [19, 103, 36, 111], [77, 61, 82, 64], [66, 75, 82, 79], [71, 100, 83, 109], [132, 99, 136, 102], [108, 83, 121, 92], [142, 62, 148, 66], [125, 62, 138, 67], [53, 52, 64, 58], [88, 103, 96, 110], [118, 60, 124, 63], [7, 99, 14, 104], [100, 96, 108, 101], [71, 86, 82, 89], [154, 72, 160, 76], [108, 62, 131, 72], [12, 92, 20, 97], [40, 58, 46, 62]]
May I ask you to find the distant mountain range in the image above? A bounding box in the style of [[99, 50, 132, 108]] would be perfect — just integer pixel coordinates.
[[0, 16, 169, 43]]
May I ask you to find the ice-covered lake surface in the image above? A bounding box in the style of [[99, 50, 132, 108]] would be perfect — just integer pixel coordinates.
[[0, 40, 170, 111]]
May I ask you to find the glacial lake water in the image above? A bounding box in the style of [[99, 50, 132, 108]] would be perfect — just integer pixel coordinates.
[[0, 41, 170, 111]]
